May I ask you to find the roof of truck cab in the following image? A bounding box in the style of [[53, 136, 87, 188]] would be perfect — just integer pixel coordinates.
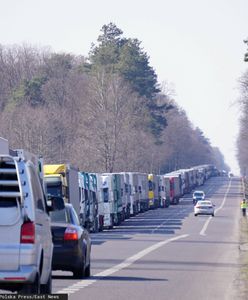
[[44, 164, 66, 175]]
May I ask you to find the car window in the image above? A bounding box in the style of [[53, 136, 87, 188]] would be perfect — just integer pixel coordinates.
[[0, 197, 18, 207], [68, 206, 80, 226], [194, 192, 204, 197], [50, 208, 69, 223], [201, 201, 211, 205], [29, 165, 45, 212]]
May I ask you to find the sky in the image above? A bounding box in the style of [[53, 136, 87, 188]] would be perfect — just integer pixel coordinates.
[[0, 0, 247, 174]]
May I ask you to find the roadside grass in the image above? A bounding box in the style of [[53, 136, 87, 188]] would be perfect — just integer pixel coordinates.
[[238, 215, 248, 298]]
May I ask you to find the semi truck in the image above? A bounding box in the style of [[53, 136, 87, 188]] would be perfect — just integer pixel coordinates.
[[89, 173, 102, 232], [127, 172, 139, 216], [159, 175, 169, 208], [148, 174, 159, 209], [163, 174, 181, 205], [137, 172, 149, 212], [44, 164, 80, 216], [100, 173, 123, 228], [120, 172, 131, 218], [78, 172, 102, 232]]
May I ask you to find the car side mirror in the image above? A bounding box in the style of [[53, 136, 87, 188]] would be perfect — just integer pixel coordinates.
[[47, 196, 65, 212]]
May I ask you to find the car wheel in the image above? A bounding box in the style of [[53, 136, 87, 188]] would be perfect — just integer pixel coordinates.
[[212, 214, 214, 217], [73, 258, 85, 279], [21, 273, 40, 294], [85, 262, 91, 278], [40, 271, 52, 294], [194, 214, 197, 216]]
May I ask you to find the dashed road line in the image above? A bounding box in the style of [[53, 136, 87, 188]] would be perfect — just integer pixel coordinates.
[[200, 179, 232, 236]]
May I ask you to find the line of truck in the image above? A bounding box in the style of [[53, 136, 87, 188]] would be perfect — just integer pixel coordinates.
[[42, 163, 219, 232], [1, 135, 219, 233], [0, 136, 221, 294]]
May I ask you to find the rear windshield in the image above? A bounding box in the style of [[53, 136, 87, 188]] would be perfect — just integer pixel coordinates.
[[198, 201, 211, 205], [194, 192, 204, 197], [50, 209, 69, 223]]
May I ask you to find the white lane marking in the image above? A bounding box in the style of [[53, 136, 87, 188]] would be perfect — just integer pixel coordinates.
[[199, 217, 212, 236], [215, 179, 232, 212], [200, 179, 232, 236], [57, 233, 189, 294]]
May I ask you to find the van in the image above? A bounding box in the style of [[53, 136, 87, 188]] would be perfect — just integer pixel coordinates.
[[0, 138, 53, 293]]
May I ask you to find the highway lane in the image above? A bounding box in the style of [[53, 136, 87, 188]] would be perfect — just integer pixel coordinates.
[[0, 177, 241, 298], [51, 176, 243, 300]]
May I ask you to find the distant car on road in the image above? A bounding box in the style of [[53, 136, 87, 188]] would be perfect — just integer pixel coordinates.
[[194, 200, 215, 217], [192, 190, 205, 205], [50, 202, 91, 278]]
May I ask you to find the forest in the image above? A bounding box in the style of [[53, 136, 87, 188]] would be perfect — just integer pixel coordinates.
[[0, 23, 228, 174], [237, 39, 248, 176]]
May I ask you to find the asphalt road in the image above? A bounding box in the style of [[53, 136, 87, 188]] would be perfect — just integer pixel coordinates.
[[51, 176, 243, 300], [0, 176, 243, 298]]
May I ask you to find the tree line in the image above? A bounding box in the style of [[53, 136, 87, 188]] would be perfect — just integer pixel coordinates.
[[237, 39, 248, 175], [0, 23, 227, 173]]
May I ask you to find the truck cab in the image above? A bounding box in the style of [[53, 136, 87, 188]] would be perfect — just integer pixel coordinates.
[[44, 164, 80, 217]]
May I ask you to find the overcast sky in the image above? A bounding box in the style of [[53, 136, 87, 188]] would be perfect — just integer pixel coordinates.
[[1, 0, 247, 173]]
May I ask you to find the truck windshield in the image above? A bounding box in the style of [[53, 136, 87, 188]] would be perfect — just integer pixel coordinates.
[[45, 180, 63, 197], [148, 180, 153, 191]]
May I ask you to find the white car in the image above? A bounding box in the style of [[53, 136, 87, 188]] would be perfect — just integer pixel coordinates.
[[194, 200, 215, 217], [193, 190, 205, 205]]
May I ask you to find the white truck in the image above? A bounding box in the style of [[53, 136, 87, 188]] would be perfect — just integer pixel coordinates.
[[120, 172, 131, 218], [137, 172, 149, 212], [127, 172, 139, 216], [79, 172, 101, 232], [99, 173, 123, 228]]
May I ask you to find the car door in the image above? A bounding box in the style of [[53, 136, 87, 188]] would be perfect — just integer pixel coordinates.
[[29, 166, 53, 281]]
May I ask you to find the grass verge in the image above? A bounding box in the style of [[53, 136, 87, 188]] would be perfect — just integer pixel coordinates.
[[238, 215, 248, 299]]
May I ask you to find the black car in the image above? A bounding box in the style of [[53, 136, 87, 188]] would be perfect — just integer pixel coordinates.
[[50, 203, 91, 278]]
